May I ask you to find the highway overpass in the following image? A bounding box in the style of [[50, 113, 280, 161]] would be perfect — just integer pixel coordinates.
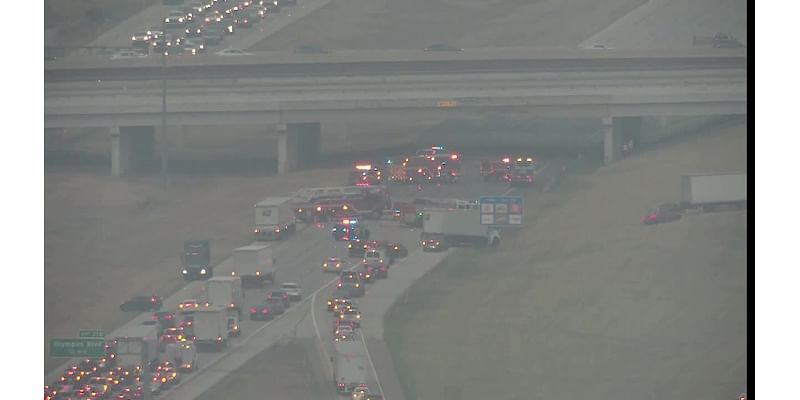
[[44, 48, 747, 175]]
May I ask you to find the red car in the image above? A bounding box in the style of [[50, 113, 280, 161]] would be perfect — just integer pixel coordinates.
[[642, 203, 682, 225]]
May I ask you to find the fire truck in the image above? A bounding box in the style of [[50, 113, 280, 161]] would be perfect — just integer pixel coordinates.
[[392, 198, 476, 227], [503, 156, 536, 186], [291, 186, 391, 222], [347, 163, 384, 186], [389, 154, 458, 184], [480, 157, 512, 181]]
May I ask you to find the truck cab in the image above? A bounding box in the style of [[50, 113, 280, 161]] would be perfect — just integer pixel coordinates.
[[181, 240, 212, 280], [504, 156, 536, 186]]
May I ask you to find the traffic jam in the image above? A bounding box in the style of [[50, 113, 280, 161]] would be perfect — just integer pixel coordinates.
[[45, 147, 537, 400], [117, 0, 296, 59]]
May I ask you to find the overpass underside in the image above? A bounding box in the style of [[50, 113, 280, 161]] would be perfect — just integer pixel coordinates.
[[44, 62, 747, 176]]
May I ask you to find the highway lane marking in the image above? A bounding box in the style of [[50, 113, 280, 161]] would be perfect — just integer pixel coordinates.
[[160, 256, 358, 398], [310, 260, 370, 391], [311, 262, 391, 399], [45, 223, 316, 384], [311, 282, 336, 381], [361, 334, 387, 400]]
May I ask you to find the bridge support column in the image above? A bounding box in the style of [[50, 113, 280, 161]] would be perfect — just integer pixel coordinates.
[[603, 116, 642, 164], [277, 122, 321, 174], [110, 126, 157, 176]]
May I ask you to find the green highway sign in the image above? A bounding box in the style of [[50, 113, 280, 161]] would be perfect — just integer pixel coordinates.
[[49, 338, 106, 358], [79, 329, 105, 338]]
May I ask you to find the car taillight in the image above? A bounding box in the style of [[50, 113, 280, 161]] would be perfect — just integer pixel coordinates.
[[249, 307, 256, 313]]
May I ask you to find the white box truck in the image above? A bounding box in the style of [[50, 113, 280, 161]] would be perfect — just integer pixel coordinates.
[[192, 305, 229, 351], [333, 339, 367, 395], [164, 341, 198, 372], [205, 276, 243, 314], [113, 323, 159, 370], [421, 208, 500, 250], [681, 172, 747, 211], [232, 244, 276, 289], [254, 197, 297, 240]]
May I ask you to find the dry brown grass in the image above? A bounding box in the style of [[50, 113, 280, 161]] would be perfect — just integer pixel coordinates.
[[385, 122, 748, 399], [44, 166, 347, 373]]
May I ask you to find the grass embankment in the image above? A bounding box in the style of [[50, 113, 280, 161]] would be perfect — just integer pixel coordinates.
[[384, 176, 589, 400]]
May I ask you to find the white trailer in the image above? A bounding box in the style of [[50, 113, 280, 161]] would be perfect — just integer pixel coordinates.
[[681, 172, 747, 210], [205, 276, 243, 314], [422, 208, 500, 248], [192, 305, 229, 351], [254, 196, 297, 240], [113, 323, 159, 369], [333, 339, 367, 395], [232, 244, 276, 289]]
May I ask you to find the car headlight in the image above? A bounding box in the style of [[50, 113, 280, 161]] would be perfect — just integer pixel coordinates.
[[200, 268, 207, 274], [181, 269, 188, 274]]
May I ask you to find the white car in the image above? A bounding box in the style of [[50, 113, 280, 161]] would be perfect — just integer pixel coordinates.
[[215, 48, 254, 56], [111, 50, 148, 60], [281, 282, 302, 301]]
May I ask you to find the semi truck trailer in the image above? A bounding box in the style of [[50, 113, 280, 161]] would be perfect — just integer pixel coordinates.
[[113, 323, 159, 370], [205, 276, 243, 314], [421, 207, 500, 250], [254, 197, 297, 240], [333, 338, 367, 395], [192, 305, 229, 351], [681, 172, 747, 210], [232, 244, 276, 289]]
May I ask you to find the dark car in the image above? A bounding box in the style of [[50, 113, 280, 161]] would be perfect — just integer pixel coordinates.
[[642, 203, 682, 225], [424, 43, 463, 52], [120, 296, 162, 312], [347, 239, 368, 257], [327, 287, 352, 311], [249, 304, 273, 321], [266, 290, 290, 307], [386, 242, 408, 258], [264, 297, 286, 315], [152, 311, 176, 332], [374, 263, 389, 279], [421, 235, 448, 252], [357, 264, 375, 283], [337, 272, 365, 296]]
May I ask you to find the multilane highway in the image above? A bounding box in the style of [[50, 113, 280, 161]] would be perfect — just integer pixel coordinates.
[[45, 157, 551, 399], [44, 48, 746, 82]]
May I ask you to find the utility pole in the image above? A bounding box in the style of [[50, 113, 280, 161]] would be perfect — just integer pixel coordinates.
[[160, 17, 169, 185]]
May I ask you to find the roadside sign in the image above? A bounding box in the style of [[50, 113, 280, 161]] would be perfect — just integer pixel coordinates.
[[479, 196, 524, 226], [79, 329, 105, 338], [50, 338, 106, 358]]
